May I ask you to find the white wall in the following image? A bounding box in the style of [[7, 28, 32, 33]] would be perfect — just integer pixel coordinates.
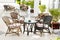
[[34, 0, 51, 15], [48, 0, 59, 9], [0, 3, 20, 11], [0, 0, 19, 10], [54, 0, 59, 8], [41, 0, 50, 12], [34, 0, 39, 16], [0, 0, 15, 3]]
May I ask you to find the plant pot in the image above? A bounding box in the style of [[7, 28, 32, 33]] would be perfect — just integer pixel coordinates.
[[30, 8, 34, 13], [20, 4, 28, 11], [51, 22, 59, 29]]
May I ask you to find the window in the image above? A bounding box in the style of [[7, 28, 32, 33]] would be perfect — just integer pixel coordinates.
[[52, 0, 55, 8], [58, 0, 60, 8]]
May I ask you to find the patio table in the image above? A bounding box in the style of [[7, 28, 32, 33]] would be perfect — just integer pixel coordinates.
[[23, 20, 37, 35]]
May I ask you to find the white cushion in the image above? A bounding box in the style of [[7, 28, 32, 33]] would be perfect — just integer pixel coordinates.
[[19, 17, 24, 20], [8, 24, 14, 28], [36, 23, 43, 27], [44, 24, 48, 28], [13, 23, 20, 26], [36, 23, 48, 28], [8, 23, 20, 28], [9, 18, 13, 23]]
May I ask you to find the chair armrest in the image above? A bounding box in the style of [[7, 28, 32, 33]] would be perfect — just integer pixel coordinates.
[[12, 19, 20, 23]]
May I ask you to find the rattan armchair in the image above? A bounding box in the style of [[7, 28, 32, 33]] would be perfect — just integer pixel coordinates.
[[10, 12, 25, 33], [34, 16, 52, 36], [2, 16, 22, 36], [4, 5, 15, 11]]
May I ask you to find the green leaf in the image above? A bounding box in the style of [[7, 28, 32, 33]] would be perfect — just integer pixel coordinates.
[[49, 8, 60, 22], [16, 0, 21, 4], [25, 1, 34, 8], [38, 5, 46, 13]]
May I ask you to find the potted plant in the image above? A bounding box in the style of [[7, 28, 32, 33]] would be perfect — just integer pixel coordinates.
[[30, 1, 34, 13], [20, 4, 28, 11], [49, 8, 60, 22], [38, 5, 46, 16], [49, 9, 60, 29], [16, 0, 21, 4], [38, 5, 46, 13], [25, 0, 34, 13], [19, 0, 28, 11]]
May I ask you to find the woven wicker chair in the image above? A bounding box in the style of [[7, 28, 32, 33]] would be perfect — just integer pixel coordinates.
[[4, 5, 15, 11], [34, 16, 52, 36], [2, 16, 22, 36], [10, 12, 25, 32]]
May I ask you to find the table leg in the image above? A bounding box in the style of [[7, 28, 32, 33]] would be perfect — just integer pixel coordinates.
[[27, 28, 29, 36], [23, 23, 25, 34], [31, 28, 32, 32], [34, 24, 36, 34], [34, 28, 36, 34]]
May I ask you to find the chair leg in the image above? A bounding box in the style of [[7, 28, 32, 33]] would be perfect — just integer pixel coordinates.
[[23, 24, 25, 34], [44, 26, 51, 34], [31, 28, 32, 32], [34, 27, 36, 34], [16, 32, 19, 36], [5, 28, 11, 36], [48, 28, 51, 34], [16, 28, 20, 36], [40, 30, 43, 36], [19, 27, 22, 33], [5, 32, 8, 36]]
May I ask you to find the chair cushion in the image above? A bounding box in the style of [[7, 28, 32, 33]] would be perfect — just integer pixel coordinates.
[[19, 17, 24, 24], [13, 19, 19, 23], [9, 18, 13, 23], [8, 23, 20, 28], [19, 17, 24, 20], [36, 23, 43, 27], [44, 24, 48, 28]]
